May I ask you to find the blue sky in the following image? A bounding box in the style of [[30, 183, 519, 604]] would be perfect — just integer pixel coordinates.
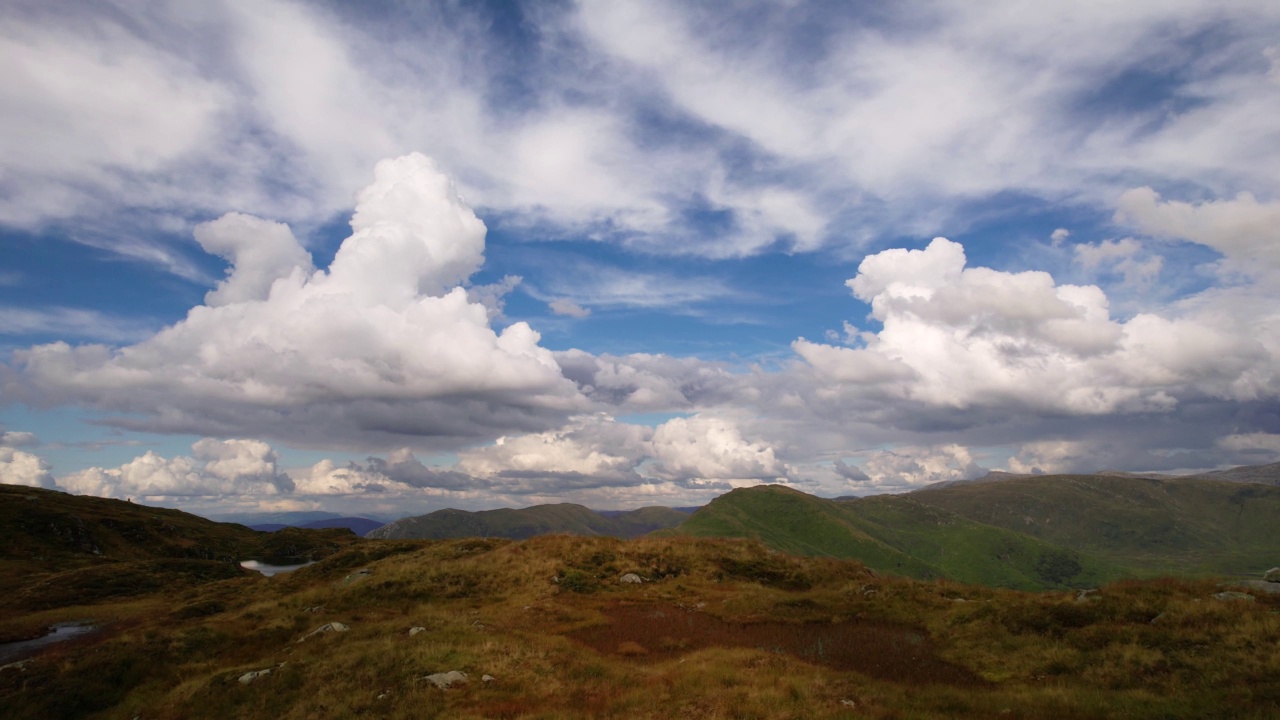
[[2, 0, 1279, 519]]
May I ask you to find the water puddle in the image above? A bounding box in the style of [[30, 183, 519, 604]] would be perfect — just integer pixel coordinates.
[[566, 603, 984, 686], [0, 622, 97, 665], [240, 560, 315, 577]]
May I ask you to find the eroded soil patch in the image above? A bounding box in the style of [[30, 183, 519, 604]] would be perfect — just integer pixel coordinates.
[[567, 603, 984, 686]]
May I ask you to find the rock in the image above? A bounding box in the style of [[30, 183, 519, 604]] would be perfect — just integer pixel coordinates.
[[619, 573, 644, 584], [423, 670, 468, 689], [238, 669, 272, 685], [342, 569, 371, 586], [1264, 567, 1280, 583], [482, 674, 496, 683], [409, 626, 426, 637], [1230, 580, 1280, 595], [299, 622, 350, 641], [1212, 591, 1255, 602], [238, 663, 285, 685]]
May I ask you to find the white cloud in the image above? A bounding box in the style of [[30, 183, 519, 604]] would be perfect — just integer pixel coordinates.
[[648, 415, 789, 487], [0, 447, 56, 488], [549, 299, 591, 318], [1115, 187, 1280, 279], [0, 430, 37, 448], [860, 444, 986, 489], [458, 413, 650, 489], [1217, 433, 1280, 458], [194, 213, 315, 307], [1073, 238, 1163, 285], [0, 12, 230, 226], [5, 1, 1276, 263], [1006, 440, 1094, 475], [793, 237, 1278, 415], [58, 438, 294, 499], [13, 154, 587, 449], [0, 307, 158, 343]]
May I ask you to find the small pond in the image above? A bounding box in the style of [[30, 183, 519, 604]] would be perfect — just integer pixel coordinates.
[[0, 622, 97, 665], [240, 560, 316, 577]]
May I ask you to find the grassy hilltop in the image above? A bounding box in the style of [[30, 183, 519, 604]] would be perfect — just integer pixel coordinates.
[[3, 479, 1280, 718]]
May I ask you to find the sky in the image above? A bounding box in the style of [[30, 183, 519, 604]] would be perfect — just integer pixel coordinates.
[[2, 0, 1279, 520]]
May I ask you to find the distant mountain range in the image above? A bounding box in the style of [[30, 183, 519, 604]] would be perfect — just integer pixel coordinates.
[[6, 461, 1278, 595], [248, 517, 385, 536], [920, 460, 1280, 490], [367, 503, 691, 540]]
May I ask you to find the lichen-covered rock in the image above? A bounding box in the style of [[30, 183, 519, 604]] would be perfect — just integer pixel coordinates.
[[423, 670, 468, 689], [619, 573, 643, 584], [238, 663, 285, 684], [299, 622, 349, 641], [1263, 567, 1280, 583]]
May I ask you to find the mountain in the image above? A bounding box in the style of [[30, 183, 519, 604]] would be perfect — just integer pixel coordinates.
[[367, 503, 690, 540], [910, 474, 1280, 577], [674, 485, 1117, 589], [1189, 461, 1280, 486], [0, 483, 362, 611], [214, 510, 345, 526], [248, 517, 385, 536]]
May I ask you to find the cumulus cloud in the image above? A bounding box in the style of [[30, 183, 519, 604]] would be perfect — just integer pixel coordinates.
[[0, 447, 56, 489], [860, 445, 987, 489], [458, 414, 649, 487], [0, 430, 37, 448], [1006, 440, 1094, 475], [12, 154, 587, 450], [793, 237, 1278, 415], [1115, 188, 1280, 280], [193, 213, 315, 307], [648, 415, 789, 488], [59, 438, 294, 499]]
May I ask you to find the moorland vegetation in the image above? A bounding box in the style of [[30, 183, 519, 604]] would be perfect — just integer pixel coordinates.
[[2, 476, 1279, 719]]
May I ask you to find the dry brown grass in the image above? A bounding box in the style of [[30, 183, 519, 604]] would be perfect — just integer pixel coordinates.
[[2, 535, 1278, 719]]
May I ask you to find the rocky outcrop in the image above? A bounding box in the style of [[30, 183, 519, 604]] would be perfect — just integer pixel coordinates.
[[619, 573, 644, 584], [1263, 567, 1280, 583]]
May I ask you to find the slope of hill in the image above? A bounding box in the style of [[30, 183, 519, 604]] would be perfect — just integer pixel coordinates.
[[0, 483, 362, 611], [910, 474, 1280, 577], [675, 485, 1116, 589], [6, 532, 1278, 719]]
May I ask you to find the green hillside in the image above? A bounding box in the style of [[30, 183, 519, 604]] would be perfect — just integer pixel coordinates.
[[836, 494, 1120, 588], [911, 475, 1280, 577], [366, 503, 689, 540], [674, 485, 1111, 589]]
